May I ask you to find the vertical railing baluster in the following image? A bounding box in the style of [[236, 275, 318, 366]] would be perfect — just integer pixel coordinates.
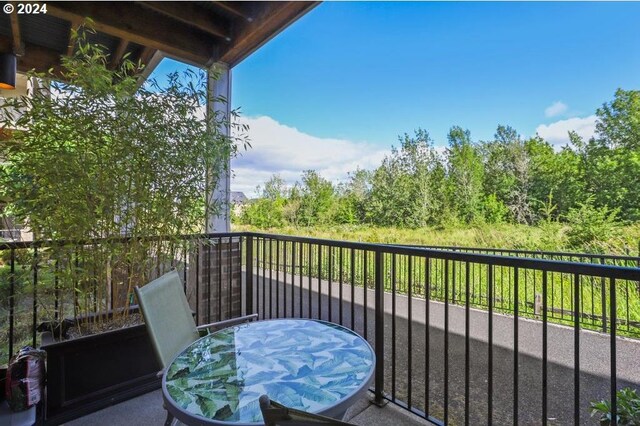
[[542, 271, 548, 426], [625, 280, 629, 333], [514, 267, 519, 425], [308, 243, 312, 318], [269, 238, 273, 319], [488, 264, 494, 425], [444, 258, 449, 425], [206, 240, 212, 323], [610, 277, 617, 426], [291, 242, 296, 318], [217, 238, 222, 321], [276, 239, 280, 318], [364, 250, 368, 339], [195, 243, 200, 325], [600, 257, 607, 333], [245, 236, 253, 315], [473, 261, 477, 305], [183, 243, 188, 294], [282, 240, 289, 318], [391, 253, 397, 401], [465, 261, 470, 426], [32, 247, 38, 347], [408, 255, 413, 409], [263, 238, 267, 320], [561, 271, 565, 320], [283, 240, 287, 318], [9, 247, 15, 359], [521, 263, 526, 313], [228, 237, 232, 318], [452, 259, 456, 305], [339, 247, 344, 325], [574, 273, 580, 425], [54, 256, 60, 322], [328, 246, 333, 322], [92, 243, 98, 314], [425, 256, 430, 418], [256, 238, 260, 318], [298, 242, 303, 318], [74, 248, 79, 319], [318, 244, 322, 320], [374, 249, 384, 406], [351, 248, 355, 331]]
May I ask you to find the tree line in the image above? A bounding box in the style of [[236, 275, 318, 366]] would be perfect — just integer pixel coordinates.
[[237, 89, 639, 241]]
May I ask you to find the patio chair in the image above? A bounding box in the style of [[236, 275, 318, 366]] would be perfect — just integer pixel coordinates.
[[259, 395, 356, 426], [135, 269, 257, 426]]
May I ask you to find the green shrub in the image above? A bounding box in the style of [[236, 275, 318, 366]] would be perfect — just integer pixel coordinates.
[[483, 193, 510, 224], [591, 388, 640, 425], [566, 196, 620, 250]]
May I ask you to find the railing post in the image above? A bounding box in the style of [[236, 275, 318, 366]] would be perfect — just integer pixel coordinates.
[[374, 249, 385, 405], [600, 257, 607, 333], [246, 235, 254, 315]]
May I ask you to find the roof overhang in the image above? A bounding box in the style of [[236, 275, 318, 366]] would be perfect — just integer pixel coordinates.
[[0, 1, 319, 78]]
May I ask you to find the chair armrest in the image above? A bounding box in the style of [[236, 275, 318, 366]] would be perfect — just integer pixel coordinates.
[[196, 313, 258, 333]]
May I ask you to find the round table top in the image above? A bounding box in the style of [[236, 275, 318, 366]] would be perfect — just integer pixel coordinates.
[[162, 319, 375, 425]]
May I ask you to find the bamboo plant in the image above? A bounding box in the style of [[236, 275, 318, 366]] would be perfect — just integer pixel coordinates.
[[0, 25, 248, 337]]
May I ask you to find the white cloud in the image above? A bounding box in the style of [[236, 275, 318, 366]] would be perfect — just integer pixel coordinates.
[[535, 115, 597, 147], [230, 116, 389, 197], [544, 101, 568, 118]]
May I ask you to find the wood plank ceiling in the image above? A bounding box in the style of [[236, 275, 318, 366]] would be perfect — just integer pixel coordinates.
[[0, 1, 318, 77]]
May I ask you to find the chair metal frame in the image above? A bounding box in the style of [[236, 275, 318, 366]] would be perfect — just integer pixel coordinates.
[[135, 269, 257, 426]]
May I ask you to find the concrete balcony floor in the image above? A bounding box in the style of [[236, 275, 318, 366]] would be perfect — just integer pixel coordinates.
[[65, 390, 431, 426]]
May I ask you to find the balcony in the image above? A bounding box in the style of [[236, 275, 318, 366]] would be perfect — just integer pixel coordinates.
[[1, 232, 639, 425]]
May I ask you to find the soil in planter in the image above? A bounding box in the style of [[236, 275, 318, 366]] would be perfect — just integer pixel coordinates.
[[65, 313, 143, 340]]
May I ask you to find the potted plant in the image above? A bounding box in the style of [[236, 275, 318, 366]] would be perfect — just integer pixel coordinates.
[[0, 25, 248, 423]]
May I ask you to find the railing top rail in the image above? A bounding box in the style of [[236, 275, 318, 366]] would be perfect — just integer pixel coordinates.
[[249, 232, 640, 281], [3, 231, 639, 281], [0, 232, 246, 250]]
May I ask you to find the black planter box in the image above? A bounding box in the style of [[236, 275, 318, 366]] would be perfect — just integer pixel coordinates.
[[41, 323, 161, 425]]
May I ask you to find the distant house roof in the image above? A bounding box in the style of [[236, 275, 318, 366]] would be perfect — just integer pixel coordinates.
[[230, 191, 248, 204]]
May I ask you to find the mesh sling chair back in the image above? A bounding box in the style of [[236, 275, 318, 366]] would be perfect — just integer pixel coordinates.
[[259, 395, 356, 426], [135, 269, 257, 425]]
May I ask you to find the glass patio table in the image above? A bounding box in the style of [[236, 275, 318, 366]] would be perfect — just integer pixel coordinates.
[[161, 318, 375, 425]]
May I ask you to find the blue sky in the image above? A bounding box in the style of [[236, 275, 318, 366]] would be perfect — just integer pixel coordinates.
[[153, 2, 640, 195]]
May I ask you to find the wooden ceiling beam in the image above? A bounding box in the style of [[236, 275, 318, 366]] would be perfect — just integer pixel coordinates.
[[138, 2, 231, 41], [8, 4, 24, 56], [219, 1, 319, 67], [211, 1, 253, 22], [43, 1, 215, 66], [109, 38, 129, 69], [0, 35, 61, 76], [138, 46, 156, 67], [136, 49, 164, 87], [66, 17, 83, 57]]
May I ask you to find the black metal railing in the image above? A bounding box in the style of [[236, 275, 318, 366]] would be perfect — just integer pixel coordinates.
[[0, 233, 245, 364], [2, 232, 640, 425], [245, 233, 640, 426], [401, 245, 640, 334]]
